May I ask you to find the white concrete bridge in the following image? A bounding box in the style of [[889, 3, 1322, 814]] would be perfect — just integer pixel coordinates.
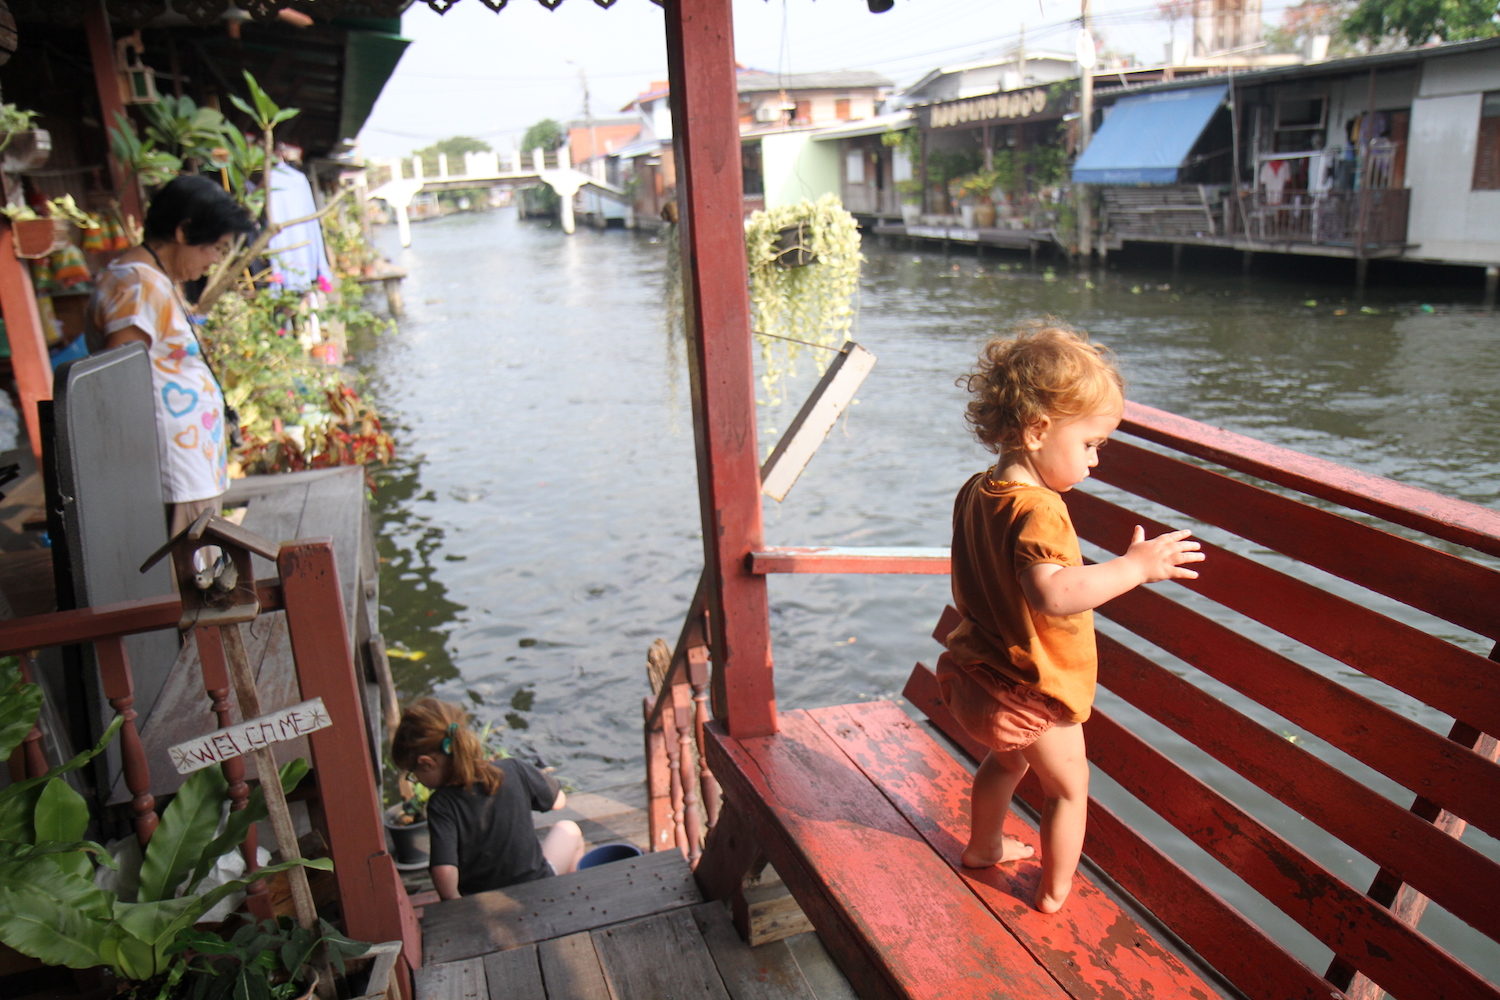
[[368, 148, 628, 244]]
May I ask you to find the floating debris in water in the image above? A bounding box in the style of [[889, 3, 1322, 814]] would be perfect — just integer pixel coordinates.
[[387, 648, 426, 661], [1303, 299, 1318, 307]]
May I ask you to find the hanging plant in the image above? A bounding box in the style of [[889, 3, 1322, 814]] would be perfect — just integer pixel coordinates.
[[744, 194, 862, 403]]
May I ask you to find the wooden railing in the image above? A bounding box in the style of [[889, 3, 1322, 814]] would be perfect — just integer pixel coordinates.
[[652, 400, 1500, 999], [1229, 186, 1411, 248], [0, 537, 420, 996]]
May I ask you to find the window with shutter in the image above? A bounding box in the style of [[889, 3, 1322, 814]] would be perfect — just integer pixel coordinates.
[[1473, 92, 1500, 190]]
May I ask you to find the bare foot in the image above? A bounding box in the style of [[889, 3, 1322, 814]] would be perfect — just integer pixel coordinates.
[[960, 836, 1035, 868], [1034, 886, 1070, 913]]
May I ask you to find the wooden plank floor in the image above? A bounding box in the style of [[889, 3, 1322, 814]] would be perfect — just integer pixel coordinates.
[[415, 849, 858, 1000]]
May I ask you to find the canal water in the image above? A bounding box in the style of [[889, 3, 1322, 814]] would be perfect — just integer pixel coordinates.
[[362, 208, 1497, 975]]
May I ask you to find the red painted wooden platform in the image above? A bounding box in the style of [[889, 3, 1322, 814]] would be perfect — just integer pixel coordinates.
[[705, 702, 1225, 1000]]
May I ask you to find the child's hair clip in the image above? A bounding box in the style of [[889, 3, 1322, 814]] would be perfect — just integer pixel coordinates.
[[441, 721, 458, 754]]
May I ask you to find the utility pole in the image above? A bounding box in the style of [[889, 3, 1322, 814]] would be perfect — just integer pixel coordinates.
[[1077, 0, 1095, 260]]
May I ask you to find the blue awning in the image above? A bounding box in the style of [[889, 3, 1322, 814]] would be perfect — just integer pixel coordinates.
[[1072, 84, 1227, 185]]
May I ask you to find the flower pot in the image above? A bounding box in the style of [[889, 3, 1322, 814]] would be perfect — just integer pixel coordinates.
[[1, 128, 50, 172], [973, 201, 996, 229], [11, 217, 66, 259], [900, 202, 921, 226], [579, 842, 643, 869], [959, 204, 976, 229], [773, 223, 816, 268], [383, 806, 429, 869]]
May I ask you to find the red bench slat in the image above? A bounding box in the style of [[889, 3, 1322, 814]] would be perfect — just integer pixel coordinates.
[[1100, 583, 1500, 838], [1119, 401, 1500, 559], [704, 710, 1071, 1000], [904, 662, 1341, 1000], [813, 700, 1226, 1000], [1086, 709, 1497, 1000], [1069, 489, 1500, 736], [1096, 633, 1500, 942], [1094, 438, 1500, 638]]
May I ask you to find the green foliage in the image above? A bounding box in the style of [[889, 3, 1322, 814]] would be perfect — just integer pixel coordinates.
[[926, 148, 983, 209], [173, 916, 367, 1000], [108, 111, 183, 189], [0, 662, 331, 989], [228, 71, 300, 135], [0, 102, 40, 155], [520, 119, 565, 153], [1025, 145, 1068, 189], [744, 195, 862, 403], [895, 178, 924, 203], [879, 125, 920, 162], [1342, 0, 1499, 43], [200, 282, 394, 478], [141, 95, 232, 170], [415, 135, 492, 178]]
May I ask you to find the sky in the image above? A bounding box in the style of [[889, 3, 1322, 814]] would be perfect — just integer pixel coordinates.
[[356, 0, 1296, 160]]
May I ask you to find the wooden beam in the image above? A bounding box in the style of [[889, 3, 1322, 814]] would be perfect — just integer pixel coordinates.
[[82, 7, 142, 227], [749, 547, 950, 575], [0, 228, 50, 459], [663, 0, 775, 738]]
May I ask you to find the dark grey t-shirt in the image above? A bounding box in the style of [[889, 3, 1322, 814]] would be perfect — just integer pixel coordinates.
[[426, 758, 560, 895]]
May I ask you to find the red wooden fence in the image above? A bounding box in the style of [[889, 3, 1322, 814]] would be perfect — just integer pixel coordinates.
[[649, 399, 1500, 1000], [0, 539, 419, 998]]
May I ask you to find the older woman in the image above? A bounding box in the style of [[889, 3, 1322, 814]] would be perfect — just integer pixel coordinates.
[[86, 174, 254, 535]]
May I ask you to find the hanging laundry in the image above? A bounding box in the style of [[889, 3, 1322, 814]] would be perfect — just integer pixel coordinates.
[[1259, 158, 1290, 205], [266, 161, 333, 294]]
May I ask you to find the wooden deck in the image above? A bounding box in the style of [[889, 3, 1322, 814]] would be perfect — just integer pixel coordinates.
[[414, 839, 857, 999]]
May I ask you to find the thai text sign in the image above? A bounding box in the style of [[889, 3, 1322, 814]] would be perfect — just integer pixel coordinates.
[[929, 87, 1052, 128], [169, 698, 331, 774]]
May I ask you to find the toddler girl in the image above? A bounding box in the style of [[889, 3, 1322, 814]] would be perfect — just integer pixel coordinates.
[[939, 324, 1204, 913], [392, 698, 584, 899]]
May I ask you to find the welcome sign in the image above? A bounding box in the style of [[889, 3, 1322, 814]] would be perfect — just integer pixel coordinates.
[[168, 698, 332, 774]]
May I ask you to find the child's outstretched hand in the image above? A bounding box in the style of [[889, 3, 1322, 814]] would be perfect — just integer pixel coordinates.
[[1125, 526, 1204, 583]]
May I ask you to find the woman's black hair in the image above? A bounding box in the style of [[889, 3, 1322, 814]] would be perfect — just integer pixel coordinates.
[[143, 174, 255, 246]]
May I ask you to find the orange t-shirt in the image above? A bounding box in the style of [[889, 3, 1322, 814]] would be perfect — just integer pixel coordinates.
[[945, 474, 1097, 722]]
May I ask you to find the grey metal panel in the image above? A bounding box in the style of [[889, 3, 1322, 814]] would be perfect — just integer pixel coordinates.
[[52, 343, 178, 730]]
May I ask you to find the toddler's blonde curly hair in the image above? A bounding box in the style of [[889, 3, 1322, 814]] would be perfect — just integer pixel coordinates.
[[960, 322, 1123, 454]]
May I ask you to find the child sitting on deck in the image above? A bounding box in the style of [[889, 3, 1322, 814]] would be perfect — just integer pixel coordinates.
[[939, 324, 1204, 913], [392, 698, 584, 899]]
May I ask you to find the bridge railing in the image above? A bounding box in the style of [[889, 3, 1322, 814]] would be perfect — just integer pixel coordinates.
[[380, 148, 566, 184]]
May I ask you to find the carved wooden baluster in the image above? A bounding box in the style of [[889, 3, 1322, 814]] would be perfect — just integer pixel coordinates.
[[94, 635, 157, 845], [686, 645, 720, 830], [664, 698, 688, 857], [194, 626, 269, 917], [14, 653, 49, 778], [642, 698, 675, 852], [673, 680, 703, 863]]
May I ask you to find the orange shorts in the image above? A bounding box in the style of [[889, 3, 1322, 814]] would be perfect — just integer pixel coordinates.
[[935, 652, 1069, 752]]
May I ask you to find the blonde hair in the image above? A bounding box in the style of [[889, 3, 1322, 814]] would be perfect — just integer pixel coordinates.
[[960, 323, 1123, 454], [391, 698, 501, 795]]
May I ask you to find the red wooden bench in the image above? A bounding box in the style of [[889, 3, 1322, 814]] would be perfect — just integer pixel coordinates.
[[689, 401, 1500, 1000]]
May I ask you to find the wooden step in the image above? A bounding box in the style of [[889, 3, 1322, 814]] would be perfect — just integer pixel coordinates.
[[415, 900, 858, 1000], [421, 847, 702, 964]]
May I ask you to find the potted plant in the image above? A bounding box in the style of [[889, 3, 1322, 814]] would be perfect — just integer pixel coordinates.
[[895, 179, 923, 225], [170, 916, 369, 1000], [743, 195, 862, 405], [0, 659, 335, 998], [382, 779, 429, 869], [0, 101, 49, 171]]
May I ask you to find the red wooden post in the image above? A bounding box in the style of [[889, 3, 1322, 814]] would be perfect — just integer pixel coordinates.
[[663, 0, 776, 738], [0, 228, 52, 461], [93, 635, 157, 845], [277, 540, 419, 993], [82, 6, 143, 227]]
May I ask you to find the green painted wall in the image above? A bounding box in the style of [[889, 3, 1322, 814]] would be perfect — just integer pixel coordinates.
[[760, 132, 840, 210]]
